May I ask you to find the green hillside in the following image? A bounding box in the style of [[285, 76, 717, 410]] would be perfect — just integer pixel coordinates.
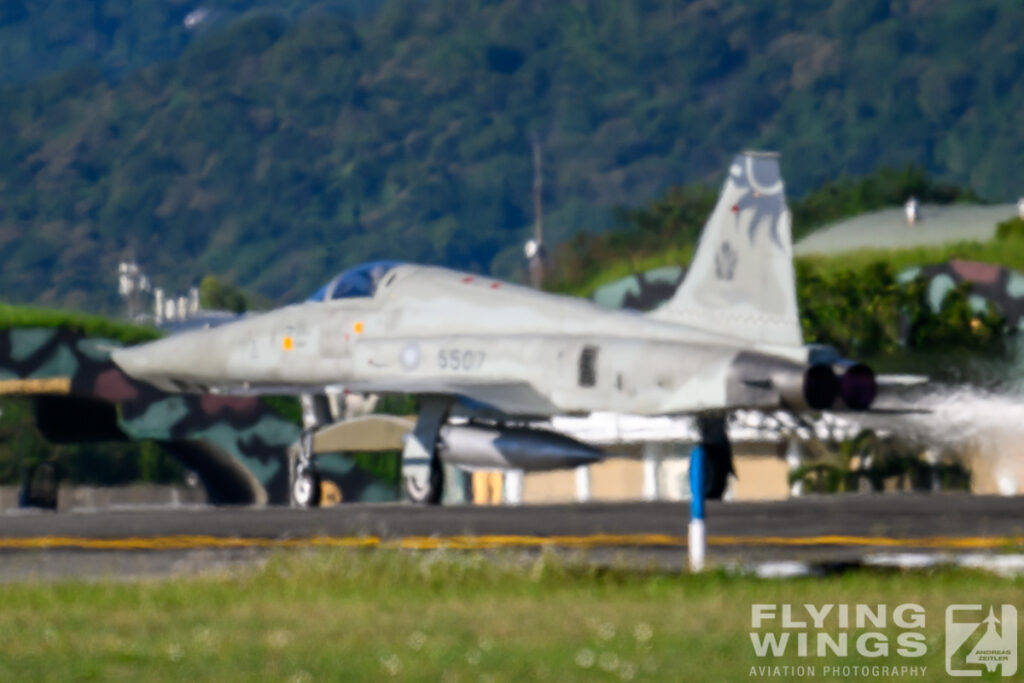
[[3, 1, 1024, 311], [549, 165, 977, 296], [0, 1, 378, 84], [553, 175, 1021, 359]]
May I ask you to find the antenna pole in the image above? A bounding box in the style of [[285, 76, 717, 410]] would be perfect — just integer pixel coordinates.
[[527, 136, 546, 288]]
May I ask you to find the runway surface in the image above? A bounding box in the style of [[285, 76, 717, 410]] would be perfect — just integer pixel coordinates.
[[2, 494, 1023, 579]]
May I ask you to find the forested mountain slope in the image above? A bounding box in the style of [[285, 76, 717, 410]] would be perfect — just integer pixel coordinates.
[[2, 0, 1023, 311], [0, 1, 377, 84]]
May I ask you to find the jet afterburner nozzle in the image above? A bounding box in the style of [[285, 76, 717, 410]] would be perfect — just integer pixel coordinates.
[[729, 353, 840, 411], [836, 363, 877, 411], [798, 364, 842, 410], [772, 363, 839, 411], [728, 352, 879, 412]]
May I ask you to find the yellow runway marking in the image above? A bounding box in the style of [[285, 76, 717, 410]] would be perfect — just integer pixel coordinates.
[[708, 535, 1024, 549], [0, 534, 1021, 552], [0, 376, 71, 395]]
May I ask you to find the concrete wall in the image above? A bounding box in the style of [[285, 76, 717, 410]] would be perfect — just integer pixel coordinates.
[[522, 452, 792, 504], [522, 468, 578, 504], [730, 456, 790, 500], [0, 484, 206, 513], [963, 443, 1024, 496]]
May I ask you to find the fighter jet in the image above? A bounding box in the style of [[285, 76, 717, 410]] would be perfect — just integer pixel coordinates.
[[113, 152, 881, 506]]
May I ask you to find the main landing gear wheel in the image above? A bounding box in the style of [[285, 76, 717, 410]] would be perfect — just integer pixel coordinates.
[[404, 456, 444, 505], [694, 415, 735, 501], [702, 443, 732, 500], [292, 468, 322, 508], [402, 396, 451, 506]]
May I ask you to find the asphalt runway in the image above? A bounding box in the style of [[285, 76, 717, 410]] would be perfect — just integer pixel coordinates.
[[2, 494, 1023, 580]]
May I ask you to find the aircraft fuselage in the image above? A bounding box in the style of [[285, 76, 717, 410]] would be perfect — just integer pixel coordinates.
[[113, 264, 799, 417]]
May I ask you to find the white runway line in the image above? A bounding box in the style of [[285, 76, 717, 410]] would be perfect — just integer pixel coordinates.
[[956, 554, 1024, 577], [863, 553, 944, 569], [750, 561, 818, 578]]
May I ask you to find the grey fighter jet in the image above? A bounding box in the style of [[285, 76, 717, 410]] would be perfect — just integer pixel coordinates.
[[113, 152, 881, 505]]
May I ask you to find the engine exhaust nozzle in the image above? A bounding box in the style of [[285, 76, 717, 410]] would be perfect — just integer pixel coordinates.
[[838, 363, 877, 411], [801, 363, 841, 410]]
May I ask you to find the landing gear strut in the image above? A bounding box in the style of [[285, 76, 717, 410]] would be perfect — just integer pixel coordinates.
[[403, 397, 451, 505], [695, 415, 734, 500], [292, 429, 322, 508]]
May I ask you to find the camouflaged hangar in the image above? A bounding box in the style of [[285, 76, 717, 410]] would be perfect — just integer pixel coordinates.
[[0, 325, 401, 505]]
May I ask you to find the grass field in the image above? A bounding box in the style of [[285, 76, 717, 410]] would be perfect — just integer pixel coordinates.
[[0, 550, 1019, 681]]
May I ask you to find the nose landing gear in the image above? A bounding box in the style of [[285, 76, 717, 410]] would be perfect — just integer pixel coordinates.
[[291, 430, 322, 508]]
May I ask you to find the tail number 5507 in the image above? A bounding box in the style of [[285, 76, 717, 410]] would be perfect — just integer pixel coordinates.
[[437, 349, 485, 371]]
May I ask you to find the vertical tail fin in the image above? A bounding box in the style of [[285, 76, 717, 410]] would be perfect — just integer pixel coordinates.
[[649, 151, 803, 348]]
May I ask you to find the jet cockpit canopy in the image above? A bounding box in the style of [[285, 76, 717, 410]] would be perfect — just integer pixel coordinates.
[[307, 261, 403, 302]]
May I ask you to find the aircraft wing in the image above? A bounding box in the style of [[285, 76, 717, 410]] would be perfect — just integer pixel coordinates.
[[205, 378, 557, 417], [343, 379, 558, 416]]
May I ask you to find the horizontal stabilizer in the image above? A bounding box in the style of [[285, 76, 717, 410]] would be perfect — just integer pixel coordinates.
[[859, 407, 932, 415], [875, 374, 929, 387]]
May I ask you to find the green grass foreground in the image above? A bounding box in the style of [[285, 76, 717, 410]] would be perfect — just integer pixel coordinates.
[[0, 550, 1019, 681]]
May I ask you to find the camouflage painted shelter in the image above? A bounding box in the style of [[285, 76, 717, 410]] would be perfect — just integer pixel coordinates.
[[0, 325, 400, 504]]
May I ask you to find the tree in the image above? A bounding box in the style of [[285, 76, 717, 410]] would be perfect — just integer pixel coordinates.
[[198, 275, 248, 313]]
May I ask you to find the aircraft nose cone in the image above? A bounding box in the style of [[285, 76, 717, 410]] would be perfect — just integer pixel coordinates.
[[111, 344, 156, 379]]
